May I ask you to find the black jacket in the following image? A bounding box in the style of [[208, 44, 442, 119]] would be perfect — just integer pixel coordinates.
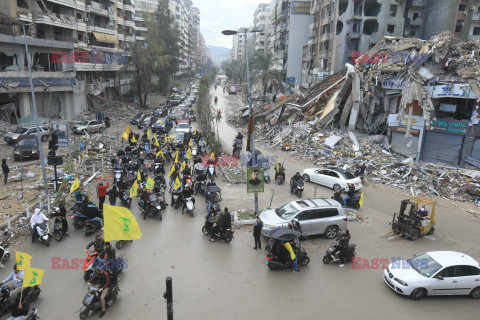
[[338, 233, 351, 248], [86, 239, 105, 253], [253, 221, 263, 237], [105, 247, 116, 260], [1, 162, 9, 174], [107, 188, 119, 202], [347, 186, 355, 197]]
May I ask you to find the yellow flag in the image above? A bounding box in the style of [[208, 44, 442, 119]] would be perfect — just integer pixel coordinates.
[[188, 139, 193, 147], [147, 129, 151, 139], [164, 135, 168, 144], [168, 165, 175, 177], [23, 267, 45, 288], [131, 135, 137, 143], [70, 177, 80, 194], [174, 153, 179, 164], [359, 192, 364, 208], [146, 176, 155, 190], [156, 150, 163, 158], [103, 204, 142, 242], [155, 135, 160, 147], [122, 125, 130, 141], [185, 148, 192, 160], [173, 176, 181, 190], [194, 128, 197, 135], [15, 251, 32, 270], [137, 171, 141, 182], [210, 152, 215, 160], [180, 161, 185, 172], [130, 180, 138, 198]]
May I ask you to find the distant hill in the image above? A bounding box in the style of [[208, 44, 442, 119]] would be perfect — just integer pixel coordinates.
[[206, 45, 230, 65]]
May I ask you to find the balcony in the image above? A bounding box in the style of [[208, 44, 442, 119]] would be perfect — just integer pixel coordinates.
[[124, 5, 135, 13], [86, 3, 110, 17], [124, 36, 135, 42], [125, 20, 135, 28], [135, 15, 144, 21], [117, 33, 124, 41], [136, 26, 147, 32], [136, 35, 145, 41], [28, 13, 83, 31], [46, 0, 77, 9], [116, 0, 123, 10], [87, 24, 116, 35], [408, 0, 427, 8], [117, 17, 124, 25]]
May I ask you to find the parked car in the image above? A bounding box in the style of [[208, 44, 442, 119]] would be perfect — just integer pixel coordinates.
[[130, 112, 148, 125], [4, 125, 50, 145], [175, 122, 190, 134], [138, 116, 153, 129], [154, 106, 168, 117], [72, 120, 106, 134], [13, 138, 39, 161], [302, 167, 362, 192], [259, 199, 347, 239], [383, 251, 480, 300], [172, 132, 185, 149]]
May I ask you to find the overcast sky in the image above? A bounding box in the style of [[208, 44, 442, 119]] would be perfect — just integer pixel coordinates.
[[195, 0, 268, 49]]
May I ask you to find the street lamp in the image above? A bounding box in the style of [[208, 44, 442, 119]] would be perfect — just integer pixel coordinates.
[[22, 23, 49, 201], [222, 28, 263, 214]]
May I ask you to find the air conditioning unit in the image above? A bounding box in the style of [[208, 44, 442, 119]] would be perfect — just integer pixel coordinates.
[[84, 17, 89, 22]]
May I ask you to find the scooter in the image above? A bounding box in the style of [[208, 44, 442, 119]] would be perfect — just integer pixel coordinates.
[[322, 241, 357, 264], [331, 192, 361, 209], [113, 165, 123, 184], [207, 164, 215, 178], [265, 242, 310, 270], [183, 196, 195, 217], [290, 180, 304, 198], [52, 216, 66, 241], [120, 189, 132, 208], [0, 239, 10, 264], [79, 283, 120, 320], [0, 285, 41, 317], [82, 250, 100, 281], [32, 222, 50, 247], [192, 145, 197, 156], [171, 189, 182, 209], [84, 219, 102, 237], [275, 172, 285, 185]]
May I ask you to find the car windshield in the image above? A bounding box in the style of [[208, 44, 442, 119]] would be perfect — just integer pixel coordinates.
[[175, 133, 184, 141], [156, 118, 166, 125], [14, 127, 28, 134], [343, 171, 356, 180], [79, 121, 89, 125], [18, 139, 37, 146], [178, 123, 189, 129], [275, 202, 299, 220], [407, 253, 443, 277]]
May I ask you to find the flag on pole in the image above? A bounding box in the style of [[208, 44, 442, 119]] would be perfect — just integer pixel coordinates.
[[130, 180, 138, 197], [180, 161, 185, 172], [22, 268, 45, 288], [70, 177, 80, 194], [173, 177, 181, 191], [122, 125, 131, 141], [188, 139, 193, 147], [156, 150, 163, 158], [147, 129, 151, 139], [103, 204, 142, 242], [155, 135, 160, 147], [168, 164, 175, 177], [131, 135, 137, 143], [210, 152, 215, 160], [174, 153, 179, 164], [359, 193, 364, 207], [137, 171, 141, 182], [146, 176, 155, 190], [194, 128, 197, 135], [185, 148, 192, 160], [15, 251, 32, 270]]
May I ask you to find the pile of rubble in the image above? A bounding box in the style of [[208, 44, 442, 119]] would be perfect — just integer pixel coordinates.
[[255, 122, 480, 204]]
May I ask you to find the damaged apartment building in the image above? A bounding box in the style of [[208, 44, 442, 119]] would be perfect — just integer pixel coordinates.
[[303, 0, 480, 86], [0, 0, 134, 121]]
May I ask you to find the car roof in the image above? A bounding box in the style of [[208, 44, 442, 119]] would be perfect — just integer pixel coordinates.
[[292, 198, 342, 210], [426, 251, 479, 268]]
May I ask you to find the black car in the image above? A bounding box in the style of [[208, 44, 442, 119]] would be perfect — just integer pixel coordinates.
[[13, 139, 39, 161], [130, 113, 148, 125], [153, 106, 168, 117], [172, 132, 185, 150]]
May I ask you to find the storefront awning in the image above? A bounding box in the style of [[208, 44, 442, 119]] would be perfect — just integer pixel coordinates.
[[93, 32, 118, 44]]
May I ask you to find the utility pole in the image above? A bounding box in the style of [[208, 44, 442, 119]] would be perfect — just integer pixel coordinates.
[[23, 23, 49, 200], [48, 133, 59, 191]]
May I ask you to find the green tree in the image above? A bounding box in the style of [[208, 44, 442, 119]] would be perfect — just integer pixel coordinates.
[[251, 52, 283, 96]]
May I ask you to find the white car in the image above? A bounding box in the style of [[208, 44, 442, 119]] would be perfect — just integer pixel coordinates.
[[175, 123, 190, 134], [383, 251, 480, 300], [302, 167, 362, 192]]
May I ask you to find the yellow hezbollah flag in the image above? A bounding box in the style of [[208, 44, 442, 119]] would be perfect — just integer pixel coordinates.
[[156, 150, 163, 158], [122, 125, 130, 141], [185, 148, 192, 160], [155, 135, 160, 147], [131, 135, 137, 143], [174, 153, 179, 164], [164, 135, 168, 144], [137, 171, 141, 182], [22, 267, 45, 288], [180, 161, 185, 172], [15, 251, 32, 270], [130, 180, 138, 198], [146, 176, 155, 190], [188, 139, 193, 147], [103, 204, 142, 242], [173, 176, 181, 191], [359, 192, 364, 208], [147, 129, 151, 139], [210, 152, 215, 160], [168, 165, 175, 177], [70, 177, 80, 194], [194, 128, 197, 134]]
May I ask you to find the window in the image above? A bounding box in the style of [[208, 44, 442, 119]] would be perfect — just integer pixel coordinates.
[[437, 266, 457, 278], [328, 171, 339, 178], [78, 33, 84, 41], [459, 4, 466, 11], [387, 25, 395, 33], [296, 211, 313, 221], [455, 24, 463, 33], [413, 12, 419, 21], [390, 5, 397, 17], [473, 27, 480, 36], [317, 208, 339, 218], [456, 266, 480, 277]]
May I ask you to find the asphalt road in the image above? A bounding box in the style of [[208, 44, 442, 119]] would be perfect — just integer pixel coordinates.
[[1, 82, 479, 320]]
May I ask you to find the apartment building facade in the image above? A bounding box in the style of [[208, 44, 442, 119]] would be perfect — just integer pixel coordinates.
[[253, 3, 272, 54]]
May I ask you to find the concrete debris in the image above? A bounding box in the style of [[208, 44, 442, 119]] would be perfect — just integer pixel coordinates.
[[325, 136, 342, 149]]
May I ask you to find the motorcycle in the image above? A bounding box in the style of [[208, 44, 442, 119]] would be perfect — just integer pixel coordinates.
[[322, 241, 357, 265], [84, 219, 102, 237], [52, 216, 66, 241], [192, 145, 197, 156], [113, 164, 123, 184], [275, 172, 285, 185], [290, 180, 304, 198], [25, 308, 40, 319], [199, 140, 206, 154], [120, 189, 132, 208], [0, 239, 10, 265], [207, 164, 215, 178], [32, 222, 50, 247], [73, 212, 88, 230], [115, 240, 132, 250], [139, 194, 165, 220], [79, 283, 120, 320], [332, 192, 361, 209], [0, 285, 41, 317], [210, 227, 234, 243], [82, 250, 100, 281], [171, 189, 182, 209], [265, 240, 310, 270], [183, 196, 195, 217]]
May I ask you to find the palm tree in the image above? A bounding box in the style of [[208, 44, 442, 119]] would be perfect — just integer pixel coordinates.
[[251, 52, 284, 96]]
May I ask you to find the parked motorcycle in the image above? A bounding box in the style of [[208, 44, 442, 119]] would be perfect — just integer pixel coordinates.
[[290, 180, 304, 198], [52, 216, 66, 241], [331, 192, 361, 209], [79, 283, 120, 320], [322, 241, 357, 265], [32, 222, 50, 247], [84, 220, 102, 237]]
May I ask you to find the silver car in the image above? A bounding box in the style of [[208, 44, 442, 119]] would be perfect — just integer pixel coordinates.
[[72, 120, 106, 134], [259, 199, 347, 239]]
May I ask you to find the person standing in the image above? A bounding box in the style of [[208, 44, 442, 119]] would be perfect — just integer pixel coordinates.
[[97, 181, 109, 211], [2, 159, 9, 184], [283, 241, 299, 273], [106, 185, 119, 206], [253, 218, 263, 250]]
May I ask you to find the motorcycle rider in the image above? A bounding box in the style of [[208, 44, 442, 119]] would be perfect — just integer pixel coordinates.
[[181, 185, 195, 214], [86, 233, 105, 257], [87, 268, 111, 318], [53, 204, 69, 236], [0, 265, 24, 302], [84, 201, 104, 230], [195, 171, 207, 195], [343, 183, 355, 207], [117, 178, 128, 193], [283, 241, 300, 273], [30, 208, 48, 244], [74, 187, 87, 209], [235, 132, 243, 140], [209, 207, 227, 242], [275, 163, 285, 181], [290, 172, 303, 193], [336, 229, 351, 267]]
